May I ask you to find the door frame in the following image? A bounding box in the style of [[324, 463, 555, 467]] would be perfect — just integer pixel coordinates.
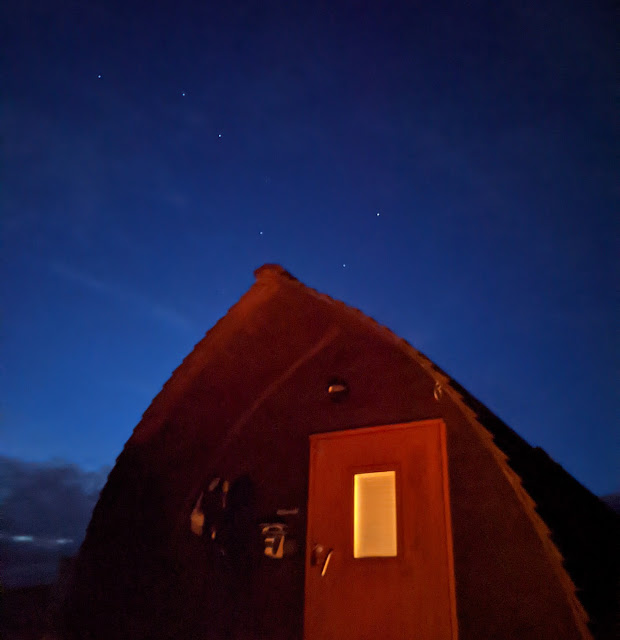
[[304, 419, 458, 639]]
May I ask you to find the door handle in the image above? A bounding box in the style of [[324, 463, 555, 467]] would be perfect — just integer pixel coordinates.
[[321, 549, 333, 576], [311, 544, 334, 576]]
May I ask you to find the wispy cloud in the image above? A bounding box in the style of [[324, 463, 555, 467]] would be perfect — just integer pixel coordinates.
[[49, 262, 194, 332]]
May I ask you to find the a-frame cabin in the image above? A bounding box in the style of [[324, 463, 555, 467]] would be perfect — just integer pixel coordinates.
[[64, 265, 618, 640]]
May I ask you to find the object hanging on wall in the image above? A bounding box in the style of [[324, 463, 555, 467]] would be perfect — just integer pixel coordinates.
[[189, 477, 229, 539], [190, 491, 205, 536], [260, 523, 289, 558]]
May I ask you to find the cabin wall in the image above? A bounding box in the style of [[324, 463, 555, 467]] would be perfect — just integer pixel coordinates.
[[66, 275, 585, 639]]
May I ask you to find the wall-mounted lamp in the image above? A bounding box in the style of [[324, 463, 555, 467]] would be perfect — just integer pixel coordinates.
[[327, 378, 349, 402], [433, 382, 444, 401], [260, 523, 289, 558]]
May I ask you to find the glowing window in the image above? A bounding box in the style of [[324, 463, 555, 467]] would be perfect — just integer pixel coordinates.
[[353, 471, 397, 558]]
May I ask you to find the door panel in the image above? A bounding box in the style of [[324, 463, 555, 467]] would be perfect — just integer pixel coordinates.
[[304, 419, 457, 640]]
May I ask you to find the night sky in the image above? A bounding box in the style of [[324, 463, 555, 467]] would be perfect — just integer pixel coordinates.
[[3, 0, 617, 503]]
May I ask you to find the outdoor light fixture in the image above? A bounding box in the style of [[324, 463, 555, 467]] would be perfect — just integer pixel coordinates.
[[434, 381, 444, 401], [327, 378, 349, 401]]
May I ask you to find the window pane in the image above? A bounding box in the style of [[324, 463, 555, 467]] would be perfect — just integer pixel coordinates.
[[353, 471, 397, 558]]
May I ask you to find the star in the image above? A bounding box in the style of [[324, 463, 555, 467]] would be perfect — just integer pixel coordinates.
[[97, 74, 102, 79], [259, 231, 263, 235], [376, 212, 380, 217], [342, 263, 346, 268], [181, 92, 186, 97], [218, 133, 222, 138]]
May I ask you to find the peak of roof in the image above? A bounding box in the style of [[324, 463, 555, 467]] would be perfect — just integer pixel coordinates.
[[254, 264, 299, 282]]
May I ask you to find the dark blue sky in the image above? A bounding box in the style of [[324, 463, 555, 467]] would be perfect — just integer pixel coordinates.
[[3, 0, 617, 495]]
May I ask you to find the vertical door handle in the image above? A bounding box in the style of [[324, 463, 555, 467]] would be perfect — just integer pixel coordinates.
[[321, 549, 333, 576], [312, 544, 334, 576]]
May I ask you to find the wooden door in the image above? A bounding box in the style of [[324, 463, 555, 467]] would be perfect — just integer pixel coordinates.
[[303, 419, 457, 640]]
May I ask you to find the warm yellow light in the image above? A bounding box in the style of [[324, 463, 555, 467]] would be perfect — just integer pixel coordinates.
[[353, 471, 397, 558]]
